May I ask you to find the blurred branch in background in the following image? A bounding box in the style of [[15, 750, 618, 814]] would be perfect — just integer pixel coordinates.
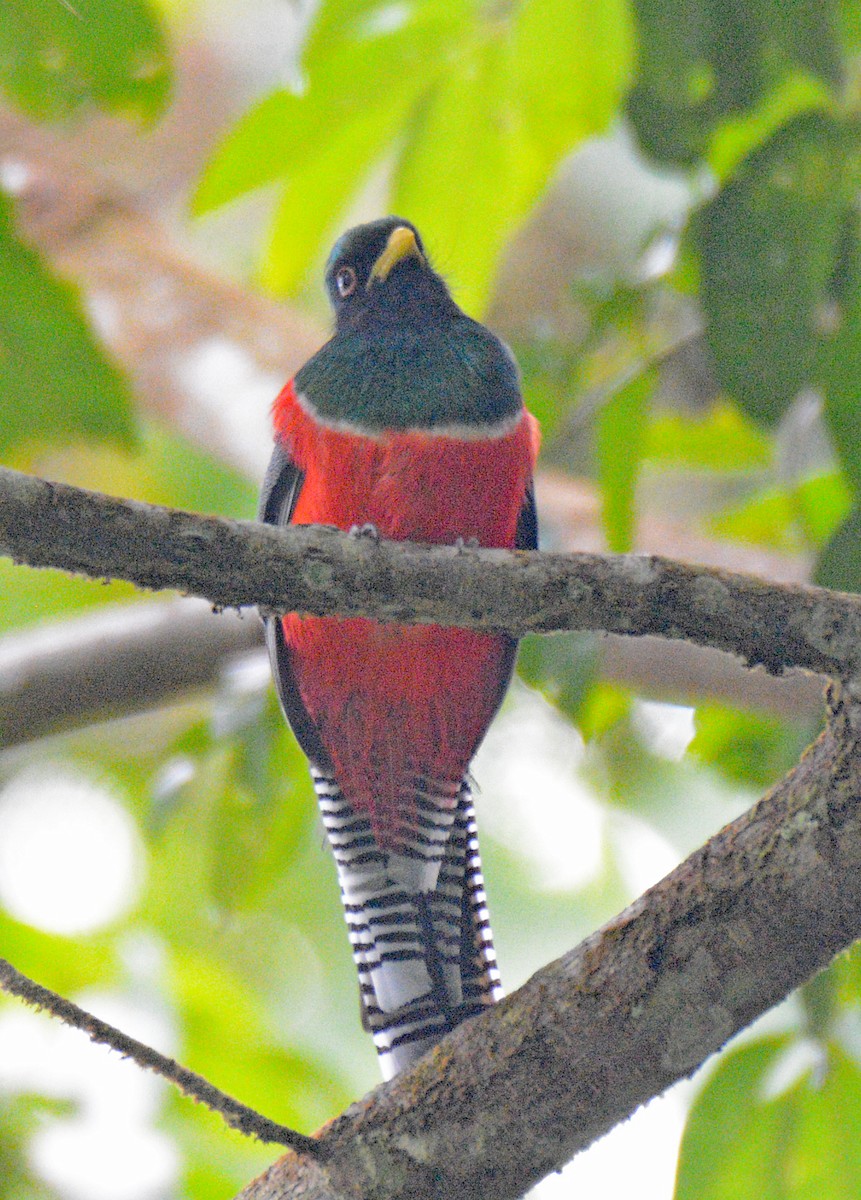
[[0, 106, 321, 479], [0, 598, 823, 754], [0, 599, 260, 747]]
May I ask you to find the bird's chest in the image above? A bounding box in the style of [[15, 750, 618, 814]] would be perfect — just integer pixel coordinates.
[[286, 408, 531, 548]]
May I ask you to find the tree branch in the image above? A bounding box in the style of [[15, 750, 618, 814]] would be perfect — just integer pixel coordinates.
[[0, 602, 823, 752], [235, 686, 861, 1199], [0, 465, 858, 686], [3, 462, 859, 1198], [0, 597, 261, 746], [0, 958, 320, 1155]]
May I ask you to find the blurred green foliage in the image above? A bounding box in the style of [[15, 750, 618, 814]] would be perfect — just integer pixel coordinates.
[[676, 1031, 861, 1199], [3, 1, 861, 1199], [193, 0, 633, 312], [0, 0, 170, 121], [0, 193, 138, 458]]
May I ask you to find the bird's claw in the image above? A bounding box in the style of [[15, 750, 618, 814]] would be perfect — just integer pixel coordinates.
[[349, 522, 381, 542]]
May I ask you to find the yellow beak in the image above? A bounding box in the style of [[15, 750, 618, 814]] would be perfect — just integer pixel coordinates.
[[368, 225, 425, 287]]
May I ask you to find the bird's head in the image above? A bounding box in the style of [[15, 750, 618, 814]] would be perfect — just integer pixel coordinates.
[[324, 217, 455, 330]]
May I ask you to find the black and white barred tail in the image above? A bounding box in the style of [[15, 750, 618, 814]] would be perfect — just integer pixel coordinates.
[[311, 766, 501, 1079]]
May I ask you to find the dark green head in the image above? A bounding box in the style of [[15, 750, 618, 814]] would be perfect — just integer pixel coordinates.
[[323, 216, 456, 332], [297, 217, 522, 432]]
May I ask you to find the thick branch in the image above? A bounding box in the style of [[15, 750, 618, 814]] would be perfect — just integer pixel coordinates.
[[0, 465, 859, 686], [237, 688, 861, 1199]]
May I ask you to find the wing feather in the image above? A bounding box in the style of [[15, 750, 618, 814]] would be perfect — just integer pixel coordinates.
[[258, 441, 330, 766]]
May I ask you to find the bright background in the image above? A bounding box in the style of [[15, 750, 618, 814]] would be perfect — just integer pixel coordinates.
[[3, 1, 861, 1198]]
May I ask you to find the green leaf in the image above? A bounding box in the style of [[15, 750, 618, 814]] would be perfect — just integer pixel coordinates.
[[169, 948, 350, 1135], [194, 0, 468, 293], [0, 910, 118, 996], [517, 632, 599, 724], [645, 402, 771, 470], [191, 90, 300, 215], [709, 472, 851, 553], [510, 0, 633, 163], [0, 0, 170, 122], [395, 0, 632, 312], [707, 72, 833, 183], [697, 112, 858, 427], [149, 697, 317, 915], [260, 91, 422, 295], [691, 703, 817, 789], [208, 701, 317, 913], [192, 0, 466, 216], [785, 1049, 861, 1197], [795, 472, 854, 547], [843, 0, 861, 51], [392, 35, 530, 314], [675, 1037, 790, 1200], [594, 370, 652, 552], [814, 503, 861, 592], [679, 1038, 861, 1200], [576, 681, 632, 741], [820, 218, 861, 492], [628, 0, 754, 166], [197, 0, 632, 309], [0, 195, 137, 457], [769, 0, 842, 86], [628, 0, 842, 167]]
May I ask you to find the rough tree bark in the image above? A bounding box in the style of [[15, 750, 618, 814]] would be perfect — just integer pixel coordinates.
[[2, 465, 861, 1198], [0, 465, 858, 681]]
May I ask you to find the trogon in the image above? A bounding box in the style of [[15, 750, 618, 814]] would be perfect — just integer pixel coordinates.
[[259, 216, 540, 1079]]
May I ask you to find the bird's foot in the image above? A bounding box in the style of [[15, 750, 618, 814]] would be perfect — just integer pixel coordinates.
[[349, 522, 381, 542], [454, 536, 480, 554]]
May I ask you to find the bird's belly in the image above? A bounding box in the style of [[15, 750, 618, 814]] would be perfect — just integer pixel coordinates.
[[283, 614, 508, 848], [281, 413, 535, 846]]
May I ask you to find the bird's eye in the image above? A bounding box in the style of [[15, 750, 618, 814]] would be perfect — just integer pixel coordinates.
[[335, 266, 357, 298]]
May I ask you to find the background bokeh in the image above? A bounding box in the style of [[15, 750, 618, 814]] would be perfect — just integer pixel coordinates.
[[2, 2, 861, 1197]]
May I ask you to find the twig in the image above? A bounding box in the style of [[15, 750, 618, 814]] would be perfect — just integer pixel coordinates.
[[0, 958, 321, 1156]]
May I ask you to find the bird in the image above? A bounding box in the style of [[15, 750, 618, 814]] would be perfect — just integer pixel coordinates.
[[259, 216, 539, 1079]]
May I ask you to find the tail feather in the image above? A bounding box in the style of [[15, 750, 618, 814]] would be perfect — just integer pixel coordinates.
[[311, 767, 500, 1079]]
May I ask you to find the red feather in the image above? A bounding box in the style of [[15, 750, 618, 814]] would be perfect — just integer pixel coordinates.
[[274, 380, 539, 850]]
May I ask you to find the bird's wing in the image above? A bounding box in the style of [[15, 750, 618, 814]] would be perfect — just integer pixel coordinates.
[[258, 440, 330, 767], [515, 479, 539, 553], [489, 478, 539, 721]]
